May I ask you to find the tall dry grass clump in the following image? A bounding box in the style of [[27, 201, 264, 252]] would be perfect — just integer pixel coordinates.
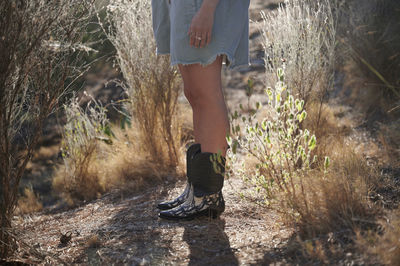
[[337, 0, 400, 165], [0, 0, 96, 258], [16, 187, 43, 215], [104, 0, 183, 168], [259, 0, 336, 109], [53, 94, 177, 205], [53, 96, 108, 204], [338, 0, 400, 104], [293, 142, 380, 237]]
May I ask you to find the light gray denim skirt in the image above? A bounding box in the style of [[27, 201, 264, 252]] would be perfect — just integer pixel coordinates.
[[151, 0, 250, 70]]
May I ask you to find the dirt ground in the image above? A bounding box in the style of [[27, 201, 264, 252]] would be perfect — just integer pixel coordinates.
[[9, 0, 396, 265]]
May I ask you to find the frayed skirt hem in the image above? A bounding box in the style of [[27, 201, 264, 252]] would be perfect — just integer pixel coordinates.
[[169, 52, 248, 70]]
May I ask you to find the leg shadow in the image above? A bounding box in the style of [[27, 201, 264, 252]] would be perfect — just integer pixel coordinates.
[[183, 218, 238, 266]]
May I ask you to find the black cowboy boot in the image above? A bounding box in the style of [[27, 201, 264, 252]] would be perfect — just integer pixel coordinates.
[[158, 151, 226, 220], [157, 143, 201, 210]]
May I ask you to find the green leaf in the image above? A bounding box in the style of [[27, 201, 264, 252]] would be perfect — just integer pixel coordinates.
[[265, 87, 273, 102], [232, 139, 239, 154], [277, 68, 284, 81], [308, 135, 317, 151], [296, 99, 304, 112], [324, 156, 330, 171], [102, 123, 115, 138], [235, 125, 241, 133], [226, 134, 232, 145], [298, 110, 307, 122], [246, 78, 255, 97], [276, 93, 281, 104], [247, 78, 254, 89], [303, 129, 310, 143], [262, 120, 267, 131]]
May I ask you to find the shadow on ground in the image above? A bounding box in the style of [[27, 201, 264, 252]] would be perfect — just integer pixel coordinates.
[[183, 218, 238, 265], [76, 182, 240, 265]]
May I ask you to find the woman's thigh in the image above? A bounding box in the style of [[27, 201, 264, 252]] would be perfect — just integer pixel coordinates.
[[178, 56, 223, 100]]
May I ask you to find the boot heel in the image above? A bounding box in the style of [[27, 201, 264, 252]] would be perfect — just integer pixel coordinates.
[[209, 206, 224, 219]]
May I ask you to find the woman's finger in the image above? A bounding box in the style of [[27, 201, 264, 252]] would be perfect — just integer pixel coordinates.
[[195, 34, 202, 48], [206, 31, 212, 46], [200, 32, 207, 48], [190, 32, 196, 47]]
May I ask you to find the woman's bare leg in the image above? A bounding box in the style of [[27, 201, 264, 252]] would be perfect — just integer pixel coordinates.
[[178, 56, 229, 156]]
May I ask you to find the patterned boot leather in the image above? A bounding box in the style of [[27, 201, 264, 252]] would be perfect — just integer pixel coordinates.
[[159, 151, 226, 220], [157, 143, 201, 210], [158, 185, 225, 220]]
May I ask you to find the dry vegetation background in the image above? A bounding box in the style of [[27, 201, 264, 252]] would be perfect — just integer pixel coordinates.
[[1, 0, 399, 264]]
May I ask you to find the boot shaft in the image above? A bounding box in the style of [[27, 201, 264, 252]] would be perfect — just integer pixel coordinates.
[[191, 151, 226, 197], [186, 143, 201, 183]]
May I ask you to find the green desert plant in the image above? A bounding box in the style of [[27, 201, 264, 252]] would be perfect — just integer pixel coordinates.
[[227, 69, 378, 238], [227, 69, 324, 209]]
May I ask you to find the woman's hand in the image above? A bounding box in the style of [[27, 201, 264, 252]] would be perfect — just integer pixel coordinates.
[[188, 0, 219, 48]]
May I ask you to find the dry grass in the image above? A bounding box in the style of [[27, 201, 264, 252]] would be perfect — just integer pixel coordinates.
[[356, 208, 400, 265], [378, 121, 400, 167], [259, 0, 336, 107], [374, 211, 400, 265], [53, 119, 187, 206], [103, 0, 183, 168], [302, 102, 351, 165], [290, 141, 381, 238], [16, 188, 43, 215], [97, 128, 185, 193], [52, 90, 186, 205], [33, 146, 59, 161], [338, 0, 400, 103], [52, 96, 107, 205], [53, 159, 103, 206]]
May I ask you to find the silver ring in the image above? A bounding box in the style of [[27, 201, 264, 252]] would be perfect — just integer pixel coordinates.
[[195, 36, 202, 40]]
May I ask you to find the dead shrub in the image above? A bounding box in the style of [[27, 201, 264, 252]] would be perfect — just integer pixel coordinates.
[[96, 127, 182, 193], [16, 187, 43, 215], [53, 96, 187, 205], [103, 0, 183, 169], [0, 0, 96, 258], [259, 0, 336, 108], [53, 95, 108, 205]]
